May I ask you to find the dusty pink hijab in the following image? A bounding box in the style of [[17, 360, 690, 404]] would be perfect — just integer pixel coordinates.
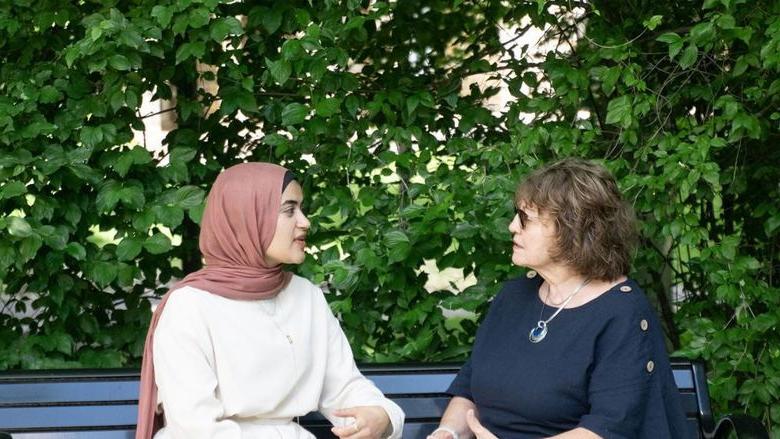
[[135, 162, 293, 439]]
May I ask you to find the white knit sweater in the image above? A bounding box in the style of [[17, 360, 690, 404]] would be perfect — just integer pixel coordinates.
[[153, 275, 404, 439]]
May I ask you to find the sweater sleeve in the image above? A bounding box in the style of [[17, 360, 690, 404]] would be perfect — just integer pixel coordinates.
[[446, 356, 474, 400], [317, 293, 405, 439], [446, 286, 510, 401], [577, 299, 652, 439], [153, 291, 241, 439]]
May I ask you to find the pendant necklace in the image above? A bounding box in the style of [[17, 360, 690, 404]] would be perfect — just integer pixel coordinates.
[[529, 278, 591, 343]]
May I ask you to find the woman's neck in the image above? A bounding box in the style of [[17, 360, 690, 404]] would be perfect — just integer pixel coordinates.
[[536, 266, 623, 306]]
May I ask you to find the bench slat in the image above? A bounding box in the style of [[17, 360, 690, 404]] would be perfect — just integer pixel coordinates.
[[0, 405, 137, 429], [11, 431, 134, 439], [0, 381, 139, 406], [0, 370, 695, 405], [0, 396, 453, 430], [0, 361, 708, 437]]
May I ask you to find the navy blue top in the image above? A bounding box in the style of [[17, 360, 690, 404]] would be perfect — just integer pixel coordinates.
[[447, 274, 689, 438]]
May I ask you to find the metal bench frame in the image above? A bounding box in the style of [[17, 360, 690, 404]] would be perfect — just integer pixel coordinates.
[[0, 359, 768, 438]]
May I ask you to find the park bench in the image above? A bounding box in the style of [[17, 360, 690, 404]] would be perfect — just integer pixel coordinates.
[[0, 359, 768, 438]]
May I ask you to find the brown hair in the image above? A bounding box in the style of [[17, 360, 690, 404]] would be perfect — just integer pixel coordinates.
[[515, 158, 638, 280]]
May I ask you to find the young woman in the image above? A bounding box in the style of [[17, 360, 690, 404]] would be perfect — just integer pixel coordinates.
[[136, 162, 404, 439]]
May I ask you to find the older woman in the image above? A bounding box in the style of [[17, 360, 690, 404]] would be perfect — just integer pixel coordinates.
[[136, 163, 404, 439], [429, 158, 688, 438]]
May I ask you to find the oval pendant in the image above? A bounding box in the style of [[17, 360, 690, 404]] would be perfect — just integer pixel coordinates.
[[529, 323, 547, 343]]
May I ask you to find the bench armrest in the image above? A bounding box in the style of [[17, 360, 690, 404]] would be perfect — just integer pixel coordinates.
[[711, 414, 769, 439]]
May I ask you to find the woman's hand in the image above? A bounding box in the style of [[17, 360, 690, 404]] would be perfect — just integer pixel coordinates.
[[466, 409, 498, 439], [331, 406, 392, 438]]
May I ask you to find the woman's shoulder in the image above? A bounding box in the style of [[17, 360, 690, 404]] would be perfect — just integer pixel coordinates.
[[285, 274, 324, 298], [586, 279, 666, 338], [496, 273, 543, 302], [155, 286, 215, 332], [165, 285, 213, 309], [283, 274, 330, 305], [287, 273, 320, 291], [596, 279, 654, 313]]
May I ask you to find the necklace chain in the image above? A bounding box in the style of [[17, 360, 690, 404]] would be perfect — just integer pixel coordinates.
[[529, 278, 591, 343]]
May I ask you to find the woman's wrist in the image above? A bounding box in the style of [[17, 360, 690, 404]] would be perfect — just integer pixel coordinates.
[[428, 426, 459, 439]]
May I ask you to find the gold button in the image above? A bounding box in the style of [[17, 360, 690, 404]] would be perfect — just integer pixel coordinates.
[[526, 270, 537, 278], [619, 285, 632, 293], [640, 319, 649, 331], [646, 360, 655, 373]]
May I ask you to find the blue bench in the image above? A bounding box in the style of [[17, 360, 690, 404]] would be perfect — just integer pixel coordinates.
[[0, 360, 768, 438]]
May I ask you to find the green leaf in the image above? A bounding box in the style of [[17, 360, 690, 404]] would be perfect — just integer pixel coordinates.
[[189, 203, 205, 224], [64, 204, 82, 226], [689, 22, 715, 45], [96, 181, 123, 212], [45, 333, 74, 355], [170, 147, 197, 163], [153, 205, 184, 227], [643, 15, 663, 30], [210, 17, 244, 42], [220, 87, 257, 114], [19, 235, 42, 261], [717, 14, 736, 29], [65, 242, 86, 260], [731, 112, 761, 139], [678, 44, 698, 69], [657, 32, 684, 59], [282, 103, 308, 125], [263, 7, 283, 34], [384, 230, 411, 263], [315, 97, 341, 117], [89, 261, 118, 286], [151, 5, 173, 27], [42, 227, 68, 250], [39, 85, 62, 104], [108, 54, 131, 71], [175, 41, 206, 65], [132, 210, 155, 234], [656, 32, 682, 45], [599, 67, 621, 96], [452, 222, 479, 239], [188, 7, 211, 29], [116, 238, 143, 261], [0, 180, 27, 199], [345, 95, 360, 117], [173, 186, 206, 209], [7, 216, 33, 238], [765, 215, 780, 237], [80, 126, 103, 148], [536, 0, 546, 15], [113, 153, 135, 177], [265, 58, 291, 85], [144, 233, 172, 254], [120, 186, 145, 208], [281, 39, 304, 61], [605, 95, 632, 127], [406, 94, 420, 116]]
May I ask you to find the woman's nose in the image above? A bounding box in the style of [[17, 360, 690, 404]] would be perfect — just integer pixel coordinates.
[[298, 213, 311, 229], [508, 214, 521, 233]]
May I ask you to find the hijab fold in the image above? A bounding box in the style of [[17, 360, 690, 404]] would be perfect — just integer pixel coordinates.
[[135, 162, 293, 439]]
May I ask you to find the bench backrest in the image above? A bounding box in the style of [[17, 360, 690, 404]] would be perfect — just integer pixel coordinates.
[[0, 359, 712, 438]]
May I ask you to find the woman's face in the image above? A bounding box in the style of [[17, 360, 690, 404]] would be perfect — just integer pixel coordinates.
[[508, 203, 557, 270], [265, 181, 310, 266]]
